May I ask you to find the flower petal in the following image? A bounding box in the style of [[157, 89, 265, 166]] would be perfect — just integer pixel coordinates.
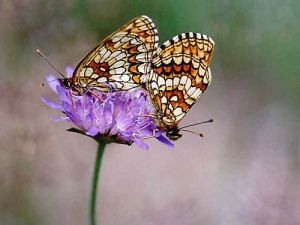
[[134, 139, 149, 150], [156, 135, 174, 148], [65, 66, 74, 78], [46, 75, 60, 93], [86, 127, 99, 137], [49, 116, 69, 121], [41, 97, 63, 111]]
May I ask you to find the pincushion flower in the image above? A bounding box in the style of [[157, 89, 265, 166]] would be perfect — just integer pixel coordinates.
[[41, 67, 173, 225], [42, 68, 173, 150]]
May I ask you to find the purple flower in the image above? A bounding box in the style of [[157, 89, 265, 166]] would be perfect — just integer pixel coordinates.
[[42, 68, 173, 150]]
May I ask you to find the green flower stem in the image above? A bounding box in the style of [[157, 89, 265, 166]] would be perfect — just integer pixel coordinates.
[[90, 141, 106, 225]]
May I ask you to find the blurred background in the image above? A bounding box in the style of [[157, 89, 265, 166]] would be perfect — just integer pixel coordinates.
[[0, 0, 299, 224]]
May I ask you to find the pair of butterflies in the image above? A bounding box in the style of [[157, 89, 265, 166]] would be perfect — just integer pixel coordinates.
[[61, 15, 215, 140]]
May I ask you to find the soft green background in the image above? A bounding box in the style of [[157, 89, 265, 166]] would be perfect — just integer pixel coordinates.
[[0, 1, 299, 225]]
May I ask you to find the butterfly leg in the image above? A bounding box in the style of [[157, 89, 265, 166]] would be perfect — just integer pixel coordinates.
[[134, 114, 156, 119], [139, 128, 161, 141], [141, 135, 155, 140], [69, 90, 75, 110], [86, 89, 106, 103]]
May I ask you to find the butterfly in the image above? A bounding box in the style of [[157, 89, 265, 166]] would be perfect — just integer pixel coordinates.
[[146, 32, 215, 140], [61, 15, 159, 94], [59, 16, 214, 140]]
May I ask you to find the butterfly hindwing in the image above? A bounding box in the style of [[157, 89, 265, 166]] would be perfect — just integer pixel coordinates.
[[147, 32, 215, 128], [72, 15, 159, 92]]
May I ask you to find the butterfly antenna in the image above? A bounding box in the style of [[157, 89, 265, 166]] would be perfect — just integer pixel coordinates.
[[179, 119, 213, 130], [36, 49, 65, 78], [180, 129, 204, 137]]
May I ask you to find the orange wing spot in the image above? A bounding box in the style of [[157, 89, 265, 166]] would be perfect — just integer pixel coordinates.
[[105, 39, 114, 49], [179, 101, 189, 112], [90, 62, 109, 77], [165, 91, 173, 99], [139, 31, 149, 39], [164, 90, 186, 111], [95, 68, 108, 77], [164, 66, 172, 74], [128, 56, 136, 63], [132, 75, 140, 84], [173, 64, 182, 73], [183, 64, 190, 72], [129, 46, 138, 54], [194, 82, 207, 91], [183, 46, 191, 55], [119, 41, 130, 50], [191, 46, 198, 55], [170, 100, 179, 108], [100, 62, 109, 71], [129, 64, 138, 74], [173, 91, 184, 101], [190, 67, 198, 76], [154, 66, 163, 75], [89, 61, 98, 70]]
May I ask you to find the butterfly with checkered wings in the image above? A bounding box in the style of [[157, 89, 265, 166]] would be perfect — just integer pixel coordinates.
[[55, 15, 215, 140], [146, 32, 215, 140], [61, 15, 158, 94]]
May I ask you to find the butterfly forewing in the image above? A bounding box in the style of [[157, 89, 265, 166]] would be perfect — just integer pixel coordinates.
[[72, 15, 159, 92], [147, 32, 215, 129]]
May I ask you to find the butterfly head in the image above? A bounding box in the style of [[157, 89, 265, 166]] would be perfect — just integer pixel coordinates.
[[60, 78, 72, 89], [166, 127, 182, 141], [163, 119, 214, 141], [59, 77, 85, 95]]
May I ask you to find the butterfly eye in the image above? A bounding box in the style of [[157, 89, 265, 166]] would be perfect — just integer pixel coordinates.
[[166, 129, 182, 140], [62, 78, 71, 89]]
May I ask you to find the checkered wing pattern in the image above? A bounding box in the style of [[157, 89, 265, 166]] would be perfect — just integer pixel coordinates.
[[72, 15, 158, 92], [147, 32, 215, 130]]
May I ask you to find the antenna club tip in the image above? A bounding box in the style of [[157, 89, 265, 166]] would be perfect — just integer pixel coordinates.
[[209, 119, 214, 123], [200, 133, 204, 137]]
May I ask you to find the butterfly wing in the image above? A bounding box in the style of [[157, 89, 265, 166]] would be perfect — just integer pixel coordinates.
[[72, 15, 159, 91], [147, 32, 215, 128]]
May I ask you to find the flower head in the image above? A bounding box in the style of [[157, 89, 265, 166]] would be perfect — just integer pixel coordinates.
[[42, 68, 173, 150]]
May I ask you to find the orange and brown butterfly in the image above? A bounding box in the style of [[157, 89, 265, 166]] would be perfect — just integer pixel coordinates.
[[146, 32, 215, 140], [61, 15, 159, 94]]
